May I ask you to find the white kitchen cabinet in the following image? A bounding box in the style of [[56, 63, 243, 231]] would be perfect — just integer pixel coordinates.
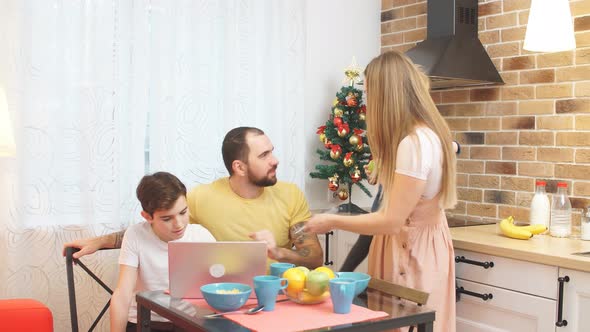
[[455, 249, 558, 332], [456, 279, 556, 332], [317, 230, 368, 273], [557, 268, 590, 331], [334, 230, 368, 273]]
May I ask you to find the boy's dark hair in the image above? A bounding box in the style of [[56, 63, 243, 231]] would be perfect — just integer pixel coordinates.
[[222, 127, 265, 175], [136, 172, 187, 216]]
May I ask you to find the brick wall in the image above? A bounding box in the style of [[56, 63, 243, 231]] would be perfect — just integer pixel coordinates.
[[381, 0, 590, 226]]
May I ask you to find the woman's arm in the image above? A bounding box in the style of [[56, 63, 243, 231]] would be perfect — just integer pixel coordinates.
[[305, 173, 427, 235], [110, 265, 138, 332]]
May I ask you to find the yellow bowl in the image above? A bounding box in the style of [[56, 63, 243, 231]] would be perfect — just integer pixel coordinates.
[[285, 289, 330, 304]]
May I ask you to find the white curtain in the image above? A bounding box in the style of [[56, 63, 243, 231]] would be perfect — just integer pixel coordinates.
[[0, 1, 305, 330]]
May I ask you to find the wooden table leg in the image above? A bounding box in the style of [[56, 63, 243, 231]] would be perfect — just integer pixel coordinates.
[[137, 303, 151, 332]]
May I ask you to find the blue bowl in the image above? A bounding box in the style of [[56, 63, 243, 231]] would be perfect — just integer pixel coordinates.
[[336, 272, 371, 296], [200, 283, 252, 312]]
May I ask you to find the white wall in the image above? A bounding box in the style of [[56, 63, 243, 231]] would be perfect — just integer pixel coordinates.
[[303, 0, 381, 210]]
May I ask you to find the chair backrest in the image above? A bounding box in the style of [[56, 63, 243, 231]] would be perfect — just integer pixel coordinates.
[[65, 247, 117, 332], [368, 277, 429, 305]]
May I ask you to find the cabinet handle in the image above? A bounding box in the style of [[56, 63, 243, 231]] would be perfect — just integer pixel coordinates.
[[456, 286, 493, 301], [556, 276, 570, 327], [455, 255, 494, 269], [324, 231, 334, 266]]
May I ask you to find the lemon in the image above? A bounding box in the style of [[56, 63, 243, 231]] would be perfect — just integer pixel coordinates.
[[282, 267, 306, 295], [313, 266, 336, 279]]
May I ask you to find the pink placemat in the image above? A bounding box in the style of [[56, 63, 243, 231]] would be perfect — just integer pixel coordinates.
[[188, 298, 389, 332]]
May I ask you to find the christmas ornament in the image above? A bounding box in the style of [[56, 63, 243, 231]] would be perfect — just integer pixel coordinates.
[[330, 145, 342, 160], [332, 98, 339, 106], [337, 123, 349, 137], [354, 143, 364, 152], [351, 166, 361, 183], [344, 57, 362, 86], [358, 105, 366, 121], [328, 174, 339, 191], [338, 188, 349, 200], [350, 129, 363, 148], [333, 116, 343, 127], [324, 138, 332, 149], [343, 152, 354, 167], [316, 125, 326, 143], [333, 108, 344, 117], [346, 93, 358, 107], [349, 134, 360, 146]]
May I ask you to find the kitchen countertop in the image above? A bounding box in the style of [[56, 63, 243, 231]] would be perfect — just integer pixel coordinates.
[[450, 224, 590, 272]]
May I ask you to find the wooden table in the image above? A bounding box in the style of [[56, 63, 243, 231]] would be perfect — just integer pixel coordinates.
[[136, 286, 435, 332]]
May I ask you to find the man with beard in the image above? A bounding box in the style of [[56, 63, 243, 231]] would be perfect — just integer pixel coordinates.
[[63, 127, 323, 269]]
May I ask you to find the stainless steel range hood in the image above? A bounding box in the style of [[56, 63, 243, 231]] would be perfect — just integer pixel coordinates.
[[405, 0, 504, 90]]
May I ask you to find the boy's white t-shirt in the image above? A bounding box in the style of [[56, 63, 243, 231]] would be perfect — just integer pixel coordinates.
[[395, 127, 443, 199], [118, 222, 216, 323]]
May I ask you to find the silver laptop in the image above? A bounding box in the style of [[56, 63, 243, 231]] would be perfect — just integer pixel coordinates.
[[168, 241, 267, 298]]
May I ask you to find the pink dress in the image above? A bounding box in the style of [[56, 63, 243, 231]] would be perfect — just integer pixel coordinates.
[[368, 194, 456, 332]]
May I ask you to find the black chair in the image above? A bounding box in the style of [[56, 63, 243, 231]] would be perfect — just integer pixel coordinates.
[[65, 247, 117, 332]]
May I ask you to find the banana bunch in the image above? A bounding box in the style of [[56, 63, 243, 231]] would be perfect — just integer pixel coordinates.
[[499, 216, 547, 240]]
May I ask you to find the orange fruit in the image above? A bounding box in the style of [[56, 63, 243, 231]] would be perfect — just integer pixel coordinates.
[[313, 266, 336, 279], [282, 267, 306, 295]]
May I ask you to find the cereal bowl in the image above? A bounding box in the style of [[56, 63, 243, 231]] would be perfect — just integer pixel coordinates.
[[336, 272, 371, 296], [200, 283, 252, 312]]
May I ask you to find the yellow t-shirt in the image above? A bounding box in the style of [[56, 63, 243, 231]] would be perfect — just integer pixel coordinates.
[[187, 178, 311, 250]]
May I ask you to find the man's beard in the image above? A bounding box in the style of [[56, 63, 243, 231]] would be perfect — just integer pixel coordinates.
[[248, 168, 278, 187]]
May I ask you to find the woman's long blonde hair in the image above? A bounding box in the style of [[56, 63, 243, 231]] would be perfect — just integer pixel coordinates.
[[365, 51, 457, 209]]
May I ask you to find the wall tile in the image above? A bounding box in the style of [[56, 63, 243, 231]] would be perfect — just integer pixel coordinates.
[[503, 0, 531, 12], [556, 99, 590, 114], [467, 202, 498, 217], [458, 160, 485, 173], [484, 190, 516, 205], [518, 162, 554, 177], [503, 56, 535, 71], [556, 66, 590, 82], [502, 146, 535, 161], [471, 146, 502, 160], [485, 102, 518, 116], [441, 90, 470, 103], [470, 175, 500, 189], [575, 149, 590, 163], [486, 13, 517, 29], [574, 182, 590, 196], [447, 118, 470, 131], [501, 86, 535, 100], [501, 27, 527, 42], [536, 115, 574, 130], [574, 15, 590, 32], [486, 132, 518, 145], [470, 117, 501, 131], [502, 116, 535, 129], [577, 115, 590, 129], [537, 147, 574, 162], [519, 132, 554, 145], [555, 164, 590, 180], [470, 88, 501, 101], [518, 100, 554, 115], [537, 51, 574, 68], [456, 132, 485, 145], [486, 161, 517, 175], [575, 82, 590, 97], [536, 84, 573, 98], [458, 188, 483, 202], [520, 69, 555, 84], [498, 206, 530, 223], [557, 132, 590, 146], [479, 1, 502, 16], [403, 2, 426, 16], [501, 176, 534, 191]]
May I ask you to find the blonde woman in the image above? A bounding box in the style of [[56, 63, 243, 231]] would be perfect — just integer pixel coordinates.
[[304, 51, 457, 332]]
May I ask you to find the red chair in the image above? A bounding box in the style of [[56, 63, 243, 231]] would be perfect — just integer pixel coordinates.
[[0, 298, 53, 331]]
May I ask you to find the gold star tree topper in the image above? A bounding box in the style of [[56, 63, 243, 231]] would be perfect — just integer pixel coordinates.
[[344, 56, 362, 86]]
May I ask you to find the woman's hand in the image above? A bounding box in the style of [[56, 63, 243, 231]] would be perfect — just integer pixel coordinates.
[[303, 214, 334, 234]]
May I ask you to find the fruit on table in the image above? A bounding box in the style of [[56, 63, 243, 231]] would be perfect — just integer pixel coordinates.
[[519, 223, 548, 235], [305, 270, 330, 296], [283, 267, 306, 296], [296, 266, 310, 277], [283, 266, 336, 304], [314, 266, 336, 279], [499, 216, 547, 240]]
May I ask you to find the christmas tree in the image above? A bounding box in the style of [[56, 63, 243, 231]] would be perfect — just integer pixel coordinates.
[[310, 58, 373, 214]]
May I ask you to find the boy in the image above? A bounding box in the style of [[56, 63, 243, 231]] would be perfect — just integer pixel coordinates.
[[110, 172, 216, 332]]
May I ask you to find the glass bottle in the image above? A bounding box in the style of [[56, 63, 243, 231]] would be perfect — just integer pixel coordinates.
[[550, 182, 571, 238], [530, 180, 550, 227]]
